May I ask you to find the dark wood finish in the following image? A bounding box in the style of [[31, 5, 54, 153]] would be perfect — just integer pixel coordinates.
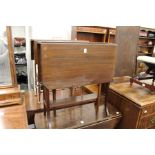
[[39, 42, 116, 128], [115, 26, 155, 77], [31, 40, 89, 97], [71, 26, 116, 95], [115, 26, 139, 77], [39, 43, 117, 89], [24, 91, 121, 129], [35, 103, 121, 129], [108, 76, 155, 128]]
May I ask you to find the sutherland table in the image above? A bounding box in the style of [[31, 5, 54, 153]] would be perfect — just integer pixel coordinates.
[[108, 76, 155, 129], [38, 42, 117, 128]]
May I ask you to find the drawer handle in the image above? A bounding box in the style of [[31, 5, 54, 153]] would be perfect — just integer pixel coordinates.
[[143, 110, 147, 114]]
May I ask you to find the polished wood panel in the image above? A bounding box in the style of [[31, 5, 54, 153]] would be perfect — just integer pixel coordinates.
[[0, 86, 21, 106], [0, 104, 28, 129], [115, 26, 139, 77], [39, 43, 117, 89]]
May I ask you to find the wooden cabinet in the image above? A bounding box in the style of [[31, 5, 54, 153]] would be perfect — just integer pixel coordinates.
[[115, 26, 155, 77], [0, 103, 28, 129], [108, 77, 155, 129], [71, 26, 116, 43]]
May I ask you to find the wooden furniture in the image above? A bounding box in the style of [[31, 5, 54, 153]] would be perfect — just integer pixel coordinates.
[[31, 40, 89, 98], [71, 26, 116, 43], [108, 76, 155, 129], [115, 26, 155, 77], [35, 102, 121, 129], [25, 91, 121, 128], [0, 86, 22, 107], [39, 42, 117, 128], [71, 26, 116, 93], [0, 27, 28, 128], [0, 103, 28, 129]]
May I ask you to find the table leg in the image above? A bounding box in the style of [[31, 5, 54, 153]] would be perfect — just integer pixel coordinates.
[[104, 82, 110, 116], [43, 86, 51, 128], [43, 86, 46, 116], [95, 83, 101, 115], [53, 89, 57, 117]]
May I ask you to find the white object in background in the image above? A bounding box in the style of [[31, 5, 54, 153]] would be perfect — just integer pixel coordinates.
[[84, 48, 87, 54], [137, 56, 155, 64], [0, 112, 4, 117]]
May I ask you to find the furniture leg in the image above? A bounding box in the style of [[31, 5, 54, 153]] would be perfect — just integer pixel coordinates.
[[52, 89, 57, 117], [38, 83, 41, 102], [95, 83, 101, 114], [104, 82, 110, 116], [43, 86, 51, 128], [43, 86, 46, 116], [27, 112, 35, 126]]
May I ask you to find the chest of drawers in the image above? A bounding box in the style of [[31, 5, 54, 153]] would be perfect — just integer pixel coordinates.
[[108, 77, 155, 129]]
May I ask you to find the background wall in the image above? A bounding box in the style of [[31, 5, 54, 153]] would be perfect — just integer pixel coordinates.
[[31, 25, 72, 40]]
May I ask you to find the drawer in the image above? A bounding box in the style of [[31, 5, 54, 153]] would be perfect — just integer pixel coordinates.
[[108, 90, 122, 108], [138, 114, 155, 129], [141, 104, 155, 117]]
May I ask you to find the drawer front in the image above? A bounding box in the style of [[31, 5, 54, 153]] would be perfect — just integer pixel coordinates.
[[108, 89, 140, 128], [141, 104, 155, 118], [138, 114, 155, 129], [108, 89, 122, 108]]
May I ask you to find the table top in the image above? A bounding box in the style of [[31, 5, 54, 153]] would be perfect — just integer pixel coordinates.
[[40, 43, 117, 89], [110, 79, 155, 106]]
